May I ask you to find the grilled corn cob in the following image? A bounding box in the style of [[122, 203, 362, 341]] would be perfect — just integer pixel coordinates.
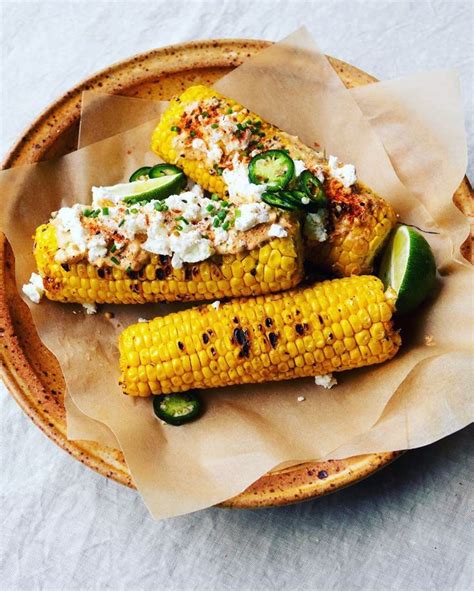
[[119, 275, 401, 396], [152, 85, 396, 277], [33, 221, 303, 304]]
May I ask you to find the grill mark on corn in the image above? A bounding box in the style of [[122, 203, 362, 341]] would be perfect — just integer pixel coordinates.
[[268, 332, 279, 348], [232, 327, 251, 358]]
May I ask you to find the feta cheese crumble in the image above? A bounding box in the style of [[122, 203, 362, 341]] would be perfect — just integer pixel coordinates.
[[314, 374, 338, 389], [328, 155, 357, 188], [297, 396, 306, 402], [234, 202, 270, 232], [304, 210, 329, 242], [268, 224, 288, 238], [22, 273, 45, 304], [222, 157, 267, 203], [82, 303, 97, 315], [211, 300, 220, 310]]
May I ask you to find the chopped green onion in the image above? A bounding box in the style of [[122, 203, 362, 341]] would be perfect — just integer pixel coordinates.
[[206, 204, 216, 213], [220, 200, 230, 207], [176, 215, 189, 225], [201, 111, 209, 118], [257, 143, 264, 150], [254, 120, 262, 128], [235, 209, 241, 218], [176, 224, 183, 232], [211, 123, 219, 129], [118, 219, 125, 227], [110, 256, 120, 265], [237, 123, 246, 131], [226, 108, 233, 114], [102, 207, 109, 216], [212, 218, 220, 228], [110, 243, 117, 253], [222, 221, 230, 231], [211, 193, 220, 201], [217, 210, 227, 221], [130, 208, 138, 214], [190, 130, 196, 137], [171, 126, 181, 132]]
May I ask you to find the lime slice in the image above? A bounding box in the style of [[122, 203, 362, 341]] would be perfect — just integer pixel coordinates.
[[379, 225, 437, 314], [99, 173, 187, 205]]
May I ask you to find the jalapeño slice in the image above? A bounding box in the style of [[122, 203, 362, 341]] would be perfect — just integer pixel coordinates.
[[153, 392, 202, 426], [248, 150, 295, 191]]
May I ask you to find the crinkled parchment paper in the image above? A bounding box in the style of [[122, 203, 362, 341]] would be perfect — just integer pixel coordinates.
[[1, 29, 472, 519]]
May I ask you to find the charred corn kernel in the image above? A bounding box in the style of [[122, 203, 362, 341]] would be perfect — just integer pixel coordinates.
[[33, 222, 303, 304], [119, 276, 401, 396], [152, 85, 396, 277]]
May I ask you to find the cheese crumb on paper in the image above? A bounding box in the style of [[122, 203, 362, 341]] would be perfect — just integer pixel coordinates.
[[314, 374, 338, 389]]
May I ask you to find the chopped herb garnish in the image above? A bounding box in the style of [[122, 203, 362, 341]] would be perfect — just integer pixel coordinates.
[[201, 111, 209, 118], [226, 108, 233, 114], [83, 209, 92, 217], [161, 204, 169, 212], [257, 143, 264, 150], [211, 123, 219, 129], [258, 131, 265, 137], [235, 209, 241, 218], [217, 210, 227, 221], [171, 125, 181, 132], [130, 208, 138, 214], [110, 243, 117, 253], [216, 167, 224, 176], [222, 221, 230, 231], [212, 218, 221, 228], [254, 120, 262, 128], [221, 200, 230, 207], [211, 193, 220, 201], [236, 123, 246, 131], [154, 202, 163, 211], [206, 204, 216, 213], [190, 130, 196, 137], [176, 215, 189, 225], [102, 207, 109, 215], [110, 256, 120, 265], [176, 224, 183, 232], [118, 219, 125, 227]]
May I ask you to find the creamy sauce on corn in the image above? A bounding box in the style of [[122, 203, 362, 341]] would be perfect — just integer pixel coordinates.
[[49, 183, 289, 271]]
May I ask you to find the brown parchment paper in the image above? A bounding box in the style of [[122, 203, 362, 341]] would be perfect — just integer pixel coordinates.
[[1, 29, 472, 519]]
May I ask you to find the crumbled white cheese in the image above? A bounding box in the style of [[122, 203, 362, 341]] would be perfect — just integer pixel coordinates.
[[211, 300, 220, 310], [234, 202, 270, 232], [191, 138, 206, 151], [52, 204, 88, 262], [138, 317, 148, 323], [83, 303, 97, 315], [304, 210, 329, 243], [22, 272, 45, 304], [92, 183, 136, 207], [223, 156, 267, 203], [328, 155, 357, 188], [141, 219, 171, 255], [314, 374, 338, 389], [268, 224, 288, 238], [87, 234, 108, 263], [169, 230, 213, 269], [297, 396, 306, 402], [293, 160, 307, 177], [165, 186, 205, 222], [213, 227, 229, 246]]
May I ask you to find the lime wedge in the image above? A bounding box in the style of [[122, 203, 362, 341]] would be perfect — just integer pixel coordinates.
[[379, 225, 437, 314], [99, 173, 187, 205]]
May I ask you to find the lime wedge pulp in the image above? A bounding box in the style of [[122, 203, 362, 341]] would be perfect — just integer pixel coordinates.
[[100, 173, 187, 205], [379, 225, 437, 314]]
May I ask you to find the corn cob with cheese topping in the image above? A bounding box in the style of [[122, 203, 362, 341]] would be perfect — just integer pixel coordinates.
[[31, 179, 303, 305], [119, 275, 401, 396], [152, 85, 396, 277]]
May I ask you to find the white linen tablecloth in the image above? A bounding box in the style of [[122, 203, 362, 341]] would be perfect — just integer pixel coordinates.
[[1, 2, 472, 589]]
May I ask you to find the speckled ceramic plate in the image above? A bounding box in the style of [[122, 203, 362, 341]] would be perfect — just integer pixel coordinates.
[[1, 39, 471, 508]]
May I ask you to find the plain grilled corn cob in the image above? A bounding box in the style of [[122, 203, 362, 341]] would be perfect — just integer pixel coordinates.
[[119, 275, 401, 396], [152, 85, 396, 277], [33, 222, 303, 304]]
